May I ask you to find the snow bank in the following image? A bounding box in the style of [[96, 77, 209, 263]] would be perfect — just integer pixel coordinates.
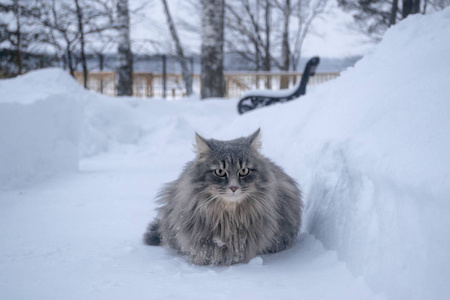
[[222, 8, 450, 300], [80, 95, 236, 159], [0, 67, 236, 188], [0, 69, 83, 189], [0, 68, 83, 105]]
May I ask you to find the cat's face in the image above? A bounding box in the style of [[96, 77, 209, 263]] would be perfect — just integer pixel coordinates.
[[193, 130, 267, 203], [205, 155, 255, 202]]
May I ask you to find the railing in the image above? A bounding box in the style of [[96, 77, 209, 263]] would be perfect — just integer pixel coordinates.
[[74, 71, 339, 99], [224, 72, 339, 98]]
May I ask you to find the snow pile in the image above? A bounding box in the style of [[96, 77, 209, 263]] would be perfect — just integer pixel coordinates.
[[0, 67, 236, 188], [80, 95, 235, 159], [222, 8, 450, 300], [0, 68, 83, 105], [0, 69, 83, 189]]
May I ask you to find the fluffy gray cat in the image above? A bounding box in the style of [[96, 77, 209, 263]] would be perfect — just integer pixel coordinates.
[[143, 129, 302, 265]]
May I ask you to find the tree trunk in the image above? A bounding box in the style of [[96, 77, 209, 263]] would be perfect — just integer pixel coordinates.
[[403, 0, 413, 18], [14, 0, 23, 74], [264, 0, 271, 88], [66, 45, 75, 77], [161, 0, 193, 96], [412, 0, 421, 14], [200, 0, 225, 99], [389, 0, 398, 26], [75, 0, 88, 88], [255, 0, 262, 73], [423, 0, 428, 14], [254, 0, 262, 88], [116, 0, 133, 96], [280, 0, 291, 89], [98, 53, 104, 93], [292, 2, 302, 72], [403, 0, 421, 18]]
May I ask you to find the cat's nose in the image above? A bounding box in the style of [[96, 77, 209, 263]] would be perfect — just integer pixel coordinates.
[[229, 186, 239, 193]]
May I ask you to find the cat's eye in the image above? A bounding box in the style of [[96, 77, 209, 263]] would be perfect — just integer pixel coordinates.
[[239, 168, 250, 177], [214, 168, 227, 177]]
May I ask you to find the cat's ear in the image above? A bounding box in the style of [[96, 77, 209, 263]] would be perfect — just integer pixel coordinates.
[[248, 128, 262, 151], [194, 132, 211, 157]]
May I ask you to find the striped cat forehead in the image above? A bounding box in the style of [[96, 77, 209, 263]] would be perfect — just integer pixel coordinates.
[[202, 139, 258, 166], [213, 157, 251, 169], [194, 129, 262, 158]]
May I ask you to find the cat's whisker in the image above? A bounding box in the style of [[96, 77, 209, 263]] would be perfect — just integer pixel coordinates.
[[190, 194, 220, 217], [246, 195, 271, 211], [191, 197, 214, 215], [246, 194, 280, 216]]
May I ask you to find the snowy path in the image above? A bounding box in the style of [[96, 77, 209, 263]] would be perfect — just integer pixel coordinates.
[[0, 153, 382, 300]]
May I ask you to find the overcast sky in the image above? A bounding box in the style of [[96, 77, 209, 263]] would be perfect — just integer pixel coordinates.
[[129, 0, 376, 58]]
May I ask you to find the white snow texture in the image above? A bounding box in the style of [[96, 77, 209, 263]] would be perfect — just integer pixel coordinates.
[[1, 8, 450, 300]]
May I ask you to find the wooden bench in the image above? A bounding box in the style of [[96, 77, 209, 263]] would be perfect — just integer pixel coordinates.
[[237, 56, 320, 114]]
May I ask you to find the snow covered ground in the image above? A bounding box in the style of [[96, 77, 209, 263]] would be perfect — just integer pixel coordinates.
[[1, 7, 450, 300]]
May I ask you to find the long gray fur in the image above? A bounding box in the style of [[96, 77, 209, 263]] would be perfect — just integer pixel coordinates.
[[143, 129, 302, 265]]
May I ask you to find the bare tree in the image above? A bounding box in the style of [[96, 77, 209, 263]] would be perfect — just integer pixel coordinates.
[[37, 0, 115, 79], [116, 0, 133, 96], [74, 0, 87, 86], [0, 0, 41, 75], [201, 0, 225, 99], [424, 0, 450, 11], [226, 0, 327, 88], [73, 0, 115, 87], [264, 0, 272, 87], [390, 0, 399, 26], [13, 0, 23, 73], [273, 0, 291, 88], [290, 0, 328, 71], [337, 0, 449, 40], [226, 0, 273, 87], [161, 0, 193, 96], [38, 0, 79, 75], [403, 0, 423, 17], [337, 1, 398, 41]]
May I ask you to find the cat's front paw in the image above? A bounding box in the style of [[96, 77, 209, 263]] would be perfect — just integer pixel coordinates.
[[189, 239, 230, 265], [191, 253, 212, 265], [189, 239, 247, 266]]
